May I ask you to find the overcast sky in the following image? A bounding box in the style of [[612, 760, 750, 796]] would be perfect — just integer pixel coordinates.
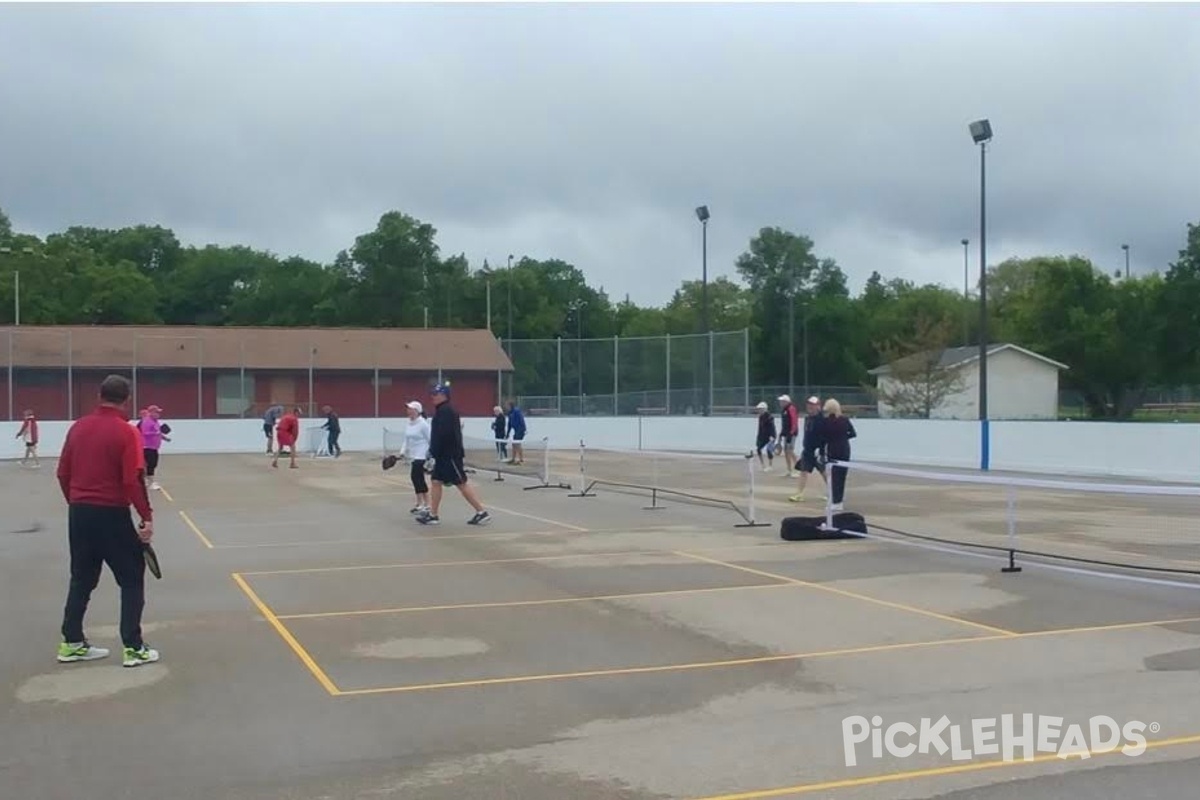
[[1, 2, 1198, 306]]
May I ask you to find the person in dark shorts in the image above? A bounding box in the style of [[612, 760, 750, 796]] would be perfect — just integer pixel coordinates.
[[262, 404, 284, 454], [55, 374, 159, 668], [821, 398, 857, 512], [492, 405, 508, 461], [506, 400, 526, 465], [753, 401, 777, 472], [790, 395, 828, 503], [417, 382, 490, 526], [777, 394, 800, 477], [321, 405, 342, 458]]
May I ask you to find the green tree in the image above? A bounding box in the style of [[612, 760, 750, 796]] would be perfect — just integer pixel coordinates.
[[0, 206, 11, 240], [347, 212, 441, 327], [995, 255, 1164, 418], [1159, 222, 1200, 384]]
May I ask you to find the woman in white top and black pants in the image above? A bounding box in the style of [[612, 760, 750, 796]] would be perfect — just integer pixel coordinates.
[[401, 401, 432, 515]]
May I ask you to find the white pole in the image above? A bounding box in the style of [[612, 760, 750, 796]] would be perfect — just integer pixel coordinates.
[[13, 271, 18, 326], [373, 340, 380, 418], [556, 336, 562, 414]]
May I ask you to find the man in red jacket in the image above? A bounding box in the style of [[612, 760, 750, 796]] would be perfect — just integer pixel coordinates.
[[56, 374, 159, 668], [272, 406, 301, 470]]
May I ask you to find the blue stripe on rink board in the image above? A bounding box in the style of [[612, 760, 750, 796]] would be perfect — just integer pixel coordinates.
[[980, 418, 991, 471]]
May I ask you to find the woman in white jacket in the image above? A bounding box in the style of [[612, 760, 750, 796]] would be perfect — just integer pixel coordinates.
[[400, 400, 432, 515]]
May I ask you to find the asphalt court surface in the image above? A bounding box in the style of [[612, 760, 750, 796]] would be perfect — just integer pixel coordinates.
[[4, 450, 1200, 800]]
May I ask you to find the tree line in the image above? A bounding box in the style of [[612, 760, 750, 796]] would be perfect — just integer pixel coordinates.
[[1, 205, 1198, 419]]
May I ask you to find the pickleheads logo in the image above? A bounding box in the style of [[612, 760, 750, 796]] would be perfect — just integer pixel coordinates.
[[842, 714, 1156, 767]]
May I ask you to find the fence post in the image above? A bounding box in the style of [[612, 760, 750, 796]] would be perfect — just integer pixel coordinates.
[[67, 330, 74, 420], [743, 327, 750, 412], [665, 333, 671, 415], [132, 334, 139, 415], [197, 336, 204, 419], [308, 345, 315, 417], [700, 331, 710, 417], [556, 336, 562, 414], [239, 339, 246, 418], [6, 330, 12, 422], [613, 335, 618, 416]]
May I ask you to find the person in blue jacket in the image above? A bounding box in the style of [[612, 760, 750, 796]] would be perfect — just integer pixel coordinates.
[[506, 400, 527, 465]]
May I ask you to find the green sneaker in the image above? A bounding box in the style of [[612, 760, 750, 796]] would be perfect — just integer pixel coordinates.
[[57, 642, 110, 663], [788, 494, 806, 503], [122, 645, 160, 668]]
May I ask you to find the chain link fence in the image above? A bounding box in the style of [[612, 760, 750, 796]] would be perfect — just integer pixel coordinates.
[[510, 330, 751, 416]]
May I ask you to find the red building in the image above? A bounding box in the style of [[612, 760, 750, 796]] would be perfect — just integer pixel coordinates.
[[1, 325, 512, 421]]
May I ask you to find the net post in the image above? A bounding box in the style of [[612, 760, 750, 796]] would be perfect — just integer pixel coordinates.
[[642, 450, 665, 511], [734, 451, 770, 528], [492, 434, 505, 482], [521, 436, 572, 491], [1001, 484, 1023, 573], [568, 439, 596, 498]]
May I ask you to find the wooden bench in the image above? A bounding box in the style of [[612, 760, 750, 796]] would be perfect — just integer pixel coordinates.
[[636, 407, 668, 416], [525, 407, 561, 416]]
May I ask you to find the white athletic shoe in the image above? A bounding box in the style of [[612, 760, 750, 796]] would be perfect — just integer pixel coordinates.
[[830, 503, 844, 512], [150, 481, 161, 492], [123, 645, 160, 668], [57, 642, 110, 663]]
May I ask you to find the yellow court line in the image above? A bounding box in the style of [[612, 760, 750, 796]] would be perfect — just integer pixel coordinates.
[[158, 487, 175, 503], [674, 550, 1018, 638], [334, 633, 999, 696], [214, 538, 399, 550], [330, 611, 1200, 696], [1025, 614, 1200, 638], [276, 582, 793, 620], [230, 573, 341, 696], [178, 511, 215, 550], [241, 548, 672, 577], [688, 733, 1200, 800]]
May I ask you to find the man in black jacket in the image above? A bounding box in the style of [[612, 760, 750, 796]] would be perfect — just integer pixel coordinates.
[[789, 395, 827, 503], [416, 383, 491, 526]]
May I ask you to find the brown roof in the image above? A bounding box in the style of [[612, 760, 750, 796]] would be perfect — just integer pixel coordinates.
[[0, 325, 513, 372]]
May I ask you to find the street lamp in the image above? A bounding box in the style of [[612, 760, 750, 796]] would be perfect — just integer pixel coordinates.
[[0, 246, 34, 326], [694, 205, 710, 416], [961, 238, 970, 346], [969, 118, 992, 468], [1121, 244, 1130, 279], [569, 298, 586, 414]]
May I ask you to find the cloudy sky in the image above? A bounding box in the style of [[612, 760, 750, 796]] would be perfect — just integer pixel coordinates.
[[1, 2, 1198, 306]]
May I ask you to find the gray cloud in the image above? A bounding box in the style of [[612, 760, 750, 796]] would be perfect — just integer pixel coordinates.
[[2, 3, 1198, 305]]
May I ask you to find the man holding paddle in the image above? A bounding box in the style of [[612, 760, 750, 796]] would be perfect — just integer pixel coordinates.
[[55, 374, 160, 668]]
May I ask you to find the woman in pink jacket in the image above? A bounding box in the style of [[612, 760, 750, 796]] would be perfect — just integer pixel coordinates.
[[135, 405, 171, 491]]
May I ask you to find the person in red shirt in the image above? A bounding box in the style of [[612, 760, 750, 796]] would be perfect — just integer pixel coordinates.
[[272, 406, 302, 470], [55, 374, 159, 668], [15, 408, 39, 468]]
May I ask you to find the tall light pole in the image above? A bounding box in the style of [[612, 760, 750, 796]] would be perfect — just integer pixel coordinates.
[[695, 205, 710, 416], [1121, 243, 1130, 279], [506, 254, 514, 343], [961, 238, 970, 346], [0, 246, 34, 325], [786, 252, 795, 400], [569, 298, 586, 414], [969, 118, 992, 471]]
